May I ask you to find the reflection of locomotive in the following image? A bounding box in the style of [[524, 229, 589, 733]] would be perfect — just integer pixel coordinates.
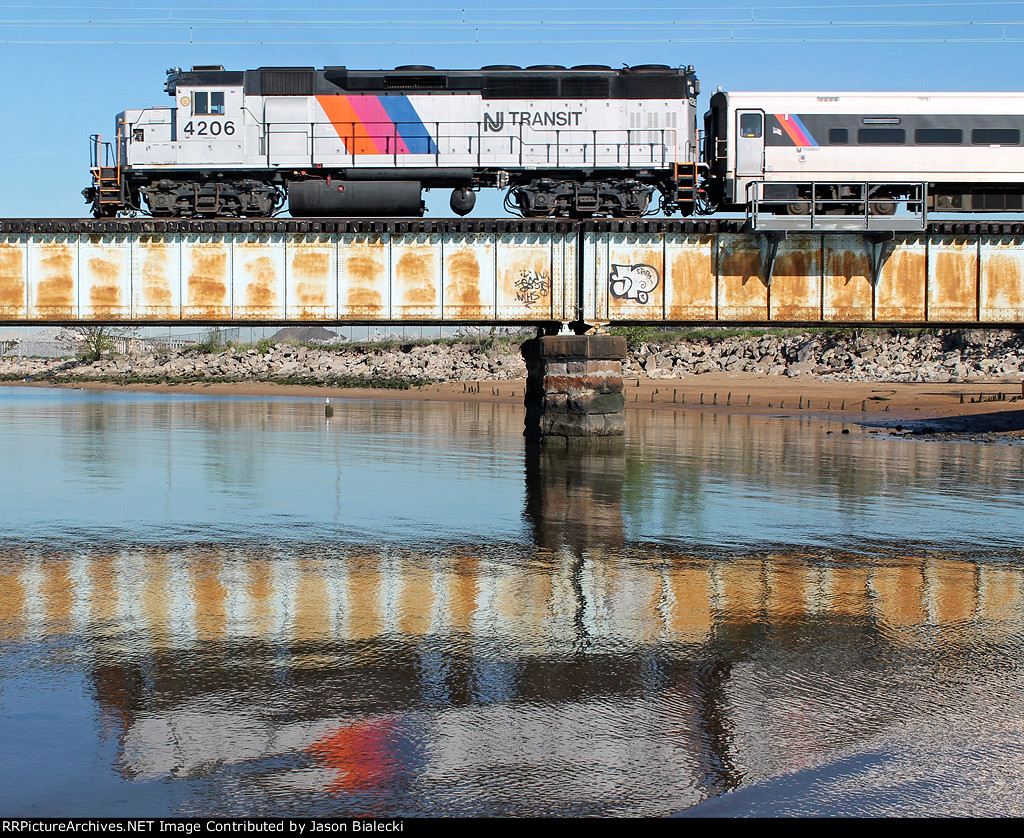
[[84, 63, 1024, 224], [85, 64, 703, 219]]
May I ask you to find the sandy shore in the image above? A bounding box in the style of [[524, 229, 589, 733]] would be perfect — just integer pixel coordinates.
[[7, 372, 1024, 440]]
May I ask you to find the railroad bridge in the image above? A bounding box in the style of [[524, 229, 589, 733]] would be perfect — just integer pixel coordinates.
[[3, 217, 1023, 441], [2, 217, 1024, 327]]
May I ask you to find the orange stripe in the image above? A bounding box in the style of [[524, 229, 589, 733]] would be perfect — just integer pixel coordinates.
[[317, 95, 380, 155]]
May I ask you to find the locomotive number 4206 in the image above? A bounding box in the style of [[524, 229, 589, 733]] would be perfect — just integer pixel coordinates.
[[183, 120, 235, 137]]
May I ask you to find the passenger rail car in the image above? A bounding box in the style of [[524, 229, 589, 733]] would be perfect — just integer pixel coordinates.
[[85, 64, 702, 219], [705, 91, 1024, 222]]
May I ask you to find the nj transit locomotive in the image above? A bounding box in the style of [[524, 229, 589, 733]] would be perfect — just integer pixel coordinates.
[[84, 64, 702, 219], [84, 64, 1024, 221]]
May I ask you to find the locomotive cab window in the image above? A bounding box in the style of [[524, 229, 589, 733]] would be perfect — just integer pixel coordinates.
[[739, 112, 762, 138], [193, 92, 225, 115]]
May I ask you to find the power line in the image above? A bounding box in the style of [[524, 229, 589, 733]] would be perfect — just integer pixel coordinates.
[[4, 36, 1024, 45], [2, 1, 1024, 9]]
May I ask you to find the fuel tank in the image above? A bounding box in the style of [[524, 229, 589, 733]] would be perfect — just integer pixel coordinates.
[[288, 180, 425, 217]]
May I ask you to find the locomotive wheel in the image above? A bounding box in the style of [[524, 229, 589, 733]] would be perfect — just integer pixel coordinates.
[[786, 201, 811, 215], [870, 200, 897, 216]]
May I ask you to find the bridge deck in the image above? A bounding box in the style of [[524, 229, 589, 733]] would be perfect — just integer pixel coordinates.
[[1, 218, 1023, 325]]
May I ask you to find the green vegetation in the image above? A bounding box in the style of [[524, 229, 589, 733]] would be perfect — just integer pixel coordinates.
[[61, 326, 140, 362]]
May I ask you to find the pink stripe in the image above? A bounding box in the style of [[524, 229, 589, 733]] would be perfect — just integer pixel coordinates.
[[346, 96, 410, 155], [780, 114, 811, 147]]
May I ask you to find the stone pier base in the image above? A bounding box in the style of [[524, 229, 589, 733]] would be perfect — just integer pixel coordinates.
[[521, 335, 627, 443]]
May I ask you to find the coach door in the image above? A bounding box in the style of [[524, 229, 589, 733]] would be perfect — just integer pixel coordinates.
[[735, 110, 765, 176]]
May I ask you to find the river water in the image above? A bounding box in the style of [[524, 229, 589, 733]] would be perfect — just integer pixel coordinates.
[[1, 386, 1023, 817]]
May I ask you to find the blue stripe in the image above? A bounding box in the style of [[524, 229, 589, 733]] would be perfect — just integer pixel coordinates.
[[379, 96, 438, 155], [791, 114, 818, 147]]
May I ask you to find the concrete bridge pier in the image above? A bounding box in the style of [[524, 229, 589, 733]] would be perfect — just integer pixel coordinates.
[[521, 335, 628, 444]]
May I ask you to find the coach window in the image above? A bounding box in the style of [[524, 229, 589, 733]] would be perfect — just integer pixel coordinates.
[[915, 128, 963, 145], [857, 128, 905, 144], [828, 128, 848, 145], [972, 128, 1020, 145], [739, 112, 762, 138]]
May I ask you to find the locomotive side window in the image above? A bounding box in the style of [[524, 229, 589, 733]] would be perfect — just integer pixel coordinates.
[[828, 128, 848, 145], [857, 127, 905, 144], [915, 128, 963, 145], [972, 128, 1020, 145], [192, 92, 225, 116], [739, 112, 762, 138]]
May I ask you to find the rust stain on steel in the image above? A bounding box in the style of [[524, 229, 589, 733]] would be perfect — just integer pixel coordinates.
[[717, 235, 768, 320], [875, 240, 926, 322], [979, 240, 1024, 321], [86, 253, 124, 317], [770, 237, 820, 321], [498, 247, 552, 315], [823, 238, 872, 321], [343, 248, 385, 315], [928, 237, 978, 322], [395, 247, 437, 310], [444, 247, 485, 318], [291, 248, 330, 319], [395, 249, 436, 305], [0, 245, 25, 314], [139, 244, 174, 311], [186, 249, 229, 318], [666, 237, 715, 321], [34, 245, 76, 316], [242, 255, 279, 315]]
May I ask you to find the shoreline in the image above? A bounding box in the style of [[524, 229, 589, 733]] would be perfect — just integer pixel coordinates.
[[6, 372, 1024, 441]]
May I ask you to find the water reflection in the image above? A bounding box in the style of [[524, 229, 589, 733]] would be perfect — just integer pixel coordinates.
[[4, 539, 1024, 815], [1, 389, 1024, 816]]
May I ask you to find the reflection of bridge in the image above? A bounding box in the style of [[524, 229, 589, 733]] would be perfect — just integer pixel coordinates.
[[2, 218, 1024, 326]]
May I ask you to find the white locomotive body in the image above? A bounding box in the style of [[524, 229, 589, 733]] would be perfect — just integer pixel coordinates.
[[87, 64, 702, 218], [705, 90, 1024, 220]]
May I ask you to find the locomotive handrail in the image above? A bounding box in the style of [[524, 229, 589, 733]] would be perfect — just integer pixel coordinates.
[[259, 118, 675, 170]]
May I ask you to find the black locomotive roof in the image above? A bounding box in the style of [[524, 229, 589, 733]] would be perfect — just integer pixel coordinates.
[[167, 65, 698, 100]]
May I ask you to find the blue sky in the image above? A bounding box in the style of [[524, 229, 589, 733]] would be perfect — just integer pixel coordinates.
[[1, 0, 1023, 218]]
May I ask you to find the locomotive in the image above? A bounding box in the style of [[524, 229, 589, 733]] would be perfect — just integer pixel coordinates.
[[84, 64, 1024, 223], [84, 63, 703, 219]]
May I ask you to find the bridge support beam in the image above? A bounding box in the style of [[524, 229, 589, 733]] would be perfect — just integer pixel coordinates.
[[521, 335, 627, 444]]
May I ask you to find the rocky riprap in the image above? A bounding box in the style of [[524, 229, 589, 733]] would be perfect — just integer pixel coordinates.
[[1, 329, 1022, 386], [626, 329, 1024, 383], [0, 340, 527, 386]]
